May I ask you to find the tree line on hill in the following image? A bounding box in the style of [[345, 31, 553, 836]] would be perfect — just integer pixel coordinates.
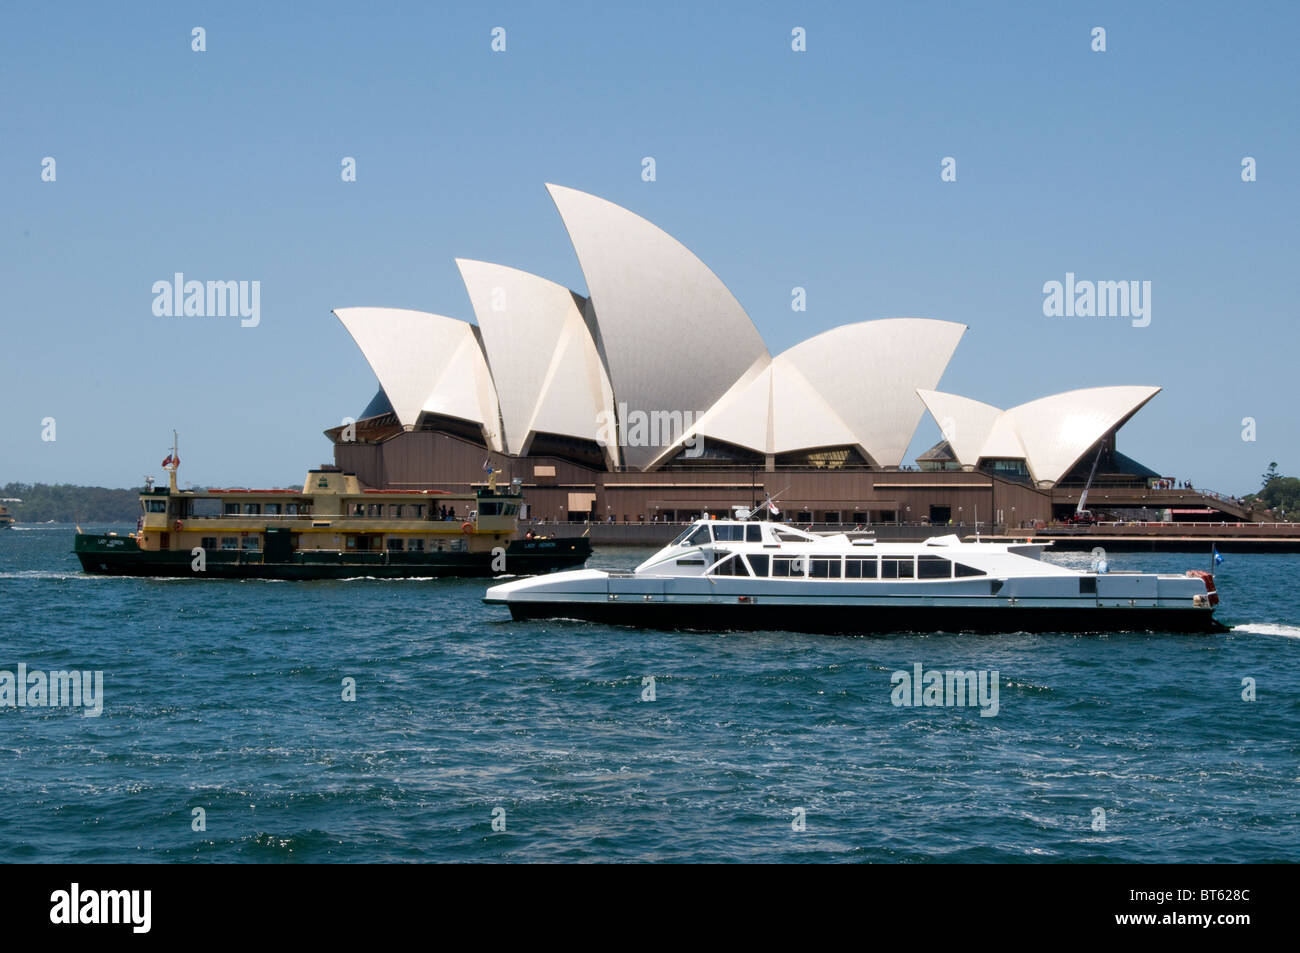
[[1, 482, 143, 523], [1242, 463, 1300, 520]]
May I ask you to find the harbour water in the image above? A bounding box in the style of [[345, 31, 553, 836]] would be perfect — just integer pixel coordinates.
[[1, 525, 1297, 862]]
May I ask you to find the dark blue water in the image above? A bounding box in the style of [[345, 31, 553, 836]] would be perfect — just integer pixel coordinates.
[[1, 525, 1297, 862]]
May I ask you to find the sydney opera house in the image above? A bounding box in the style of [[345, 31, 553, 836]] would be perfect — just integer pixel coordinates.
[[325, 185, 1244, 529]]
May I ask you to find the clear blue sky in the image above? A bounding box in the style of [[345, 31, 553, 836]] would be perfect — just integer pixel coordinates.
[[2, 1, 1296, 494]]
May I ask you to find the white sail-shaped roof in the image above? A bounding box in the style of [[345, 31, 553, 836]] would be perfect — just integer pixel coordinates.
[[916, 390, 1003, 464], [779, 319, 966, 467], [334, 307, 502, 451], [546, 183, 770, 470], [1004, 385, 1160, 483], [456, 259, 616, 464], [652, 319, 965, 466], [918, 385, 1161, 484]]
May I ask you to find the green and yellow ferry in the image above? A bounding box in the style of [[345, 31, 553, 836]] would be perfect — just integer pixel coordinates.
[[74, 445, 590, 579]]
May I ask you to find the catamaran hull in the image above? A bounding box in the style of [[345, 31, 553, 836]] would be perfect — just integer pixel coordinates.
[[496, 599, 1224, 634]]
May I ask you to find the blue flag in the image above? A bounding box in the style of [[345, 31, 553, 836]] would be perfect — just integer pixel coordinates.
[[1213, 547, 1224, 565]]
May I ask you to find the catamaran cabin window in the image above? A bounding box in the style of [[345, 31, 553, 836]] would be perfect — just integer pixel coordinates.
[[367, 504, 383, 518], [243, 503, 261, 515], [709, 554, 750, 576], [408, 538, 425, 552], [917, 556, 953, 579], [685, 525, 712, 546], [745, 524, 763, 542], [221, 537, 239, 550], [772, 556, 805, 577], [713, 524, 747, 542], [881, 557, 914, 579], [845, 556, 877, 579], [388, 504, 403, 518], [386, 538, 404, 552], [145, 500, 167, 513], [410, 504, 424, 519], [200, 537, 217, 550], [264, 503, 282, 515], [809, 556, 841, 579], [746, 554, 769, 576], [241, 536, 259, 551], [953, 562, 986, 577], [479, 502, 500, 516]]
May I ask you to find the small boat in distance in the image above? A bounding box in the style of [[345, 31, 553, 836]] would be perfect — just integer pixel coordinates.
[[75, 435, 590, 579], [0, 499, 18, 530], [484, 514, 1225, 634]]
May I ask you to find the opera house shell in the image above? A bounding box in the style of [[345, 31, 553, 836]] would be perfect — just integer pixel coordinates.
[[327, 185, 1180, 525]]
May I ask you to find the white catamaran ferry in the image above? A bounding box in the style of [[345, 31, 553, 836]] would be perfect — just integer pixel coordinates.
[[484, 516, 1224, 633]]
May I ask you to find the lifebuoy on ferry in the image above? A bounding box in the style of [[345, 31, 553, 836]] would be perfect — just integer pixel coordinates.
[[174, 520, 184, 532], [461, 521, 473, 535]]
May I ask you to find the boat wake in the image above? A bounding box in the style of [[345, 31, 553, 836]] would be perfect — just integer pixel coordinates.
[[1232, 623, 1300, 639]]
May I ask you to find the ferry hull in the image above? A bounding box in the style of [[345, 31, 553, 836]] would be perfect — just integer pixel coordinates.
[[75, 534, 591, 580], [497, 599, 1225, 634]]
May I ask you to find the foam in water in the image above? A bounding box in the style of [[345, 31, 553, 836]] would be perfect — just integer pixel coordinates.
[[1232, 623, 1300, 639]]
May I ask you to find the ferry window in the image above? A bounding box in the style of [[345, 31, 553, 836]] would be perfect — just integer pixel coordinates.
[[746, 554, 769, 576], [772, 557, 805, 577], [954, 562, 986, 577], [200, 537, 216, 550], [746, 524, 762, 542], [809, 557, 841, 579], [221, 537, 239, 550], [389, 504, 403, 518], [224, 502, 239, 516], [386, 538, 404, 552], [676, 557, 706, 566], [686, 526, 712, 546], [845, 557, 877, 579], [881, 557, 914, 579], [450, 538, 466, 553], [918, 556, 952, 579], [411, 504, 424, 519], [352, 503, 365, 517], [147, 500, 167, 513], [479, 502, 500, 516], [714, 525, 744, 541], [241, 536, 259, 551], [367, 504, 382, 518], [264, 503, 281, 515], [409, 539, 425, 552], [285, 503, 299, 515], [243, 503, 260, 515]]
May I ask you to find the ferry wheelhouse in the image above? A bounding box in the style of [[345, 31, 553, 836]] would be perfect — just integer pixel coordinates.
[[484, 517, 1224, 633]]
